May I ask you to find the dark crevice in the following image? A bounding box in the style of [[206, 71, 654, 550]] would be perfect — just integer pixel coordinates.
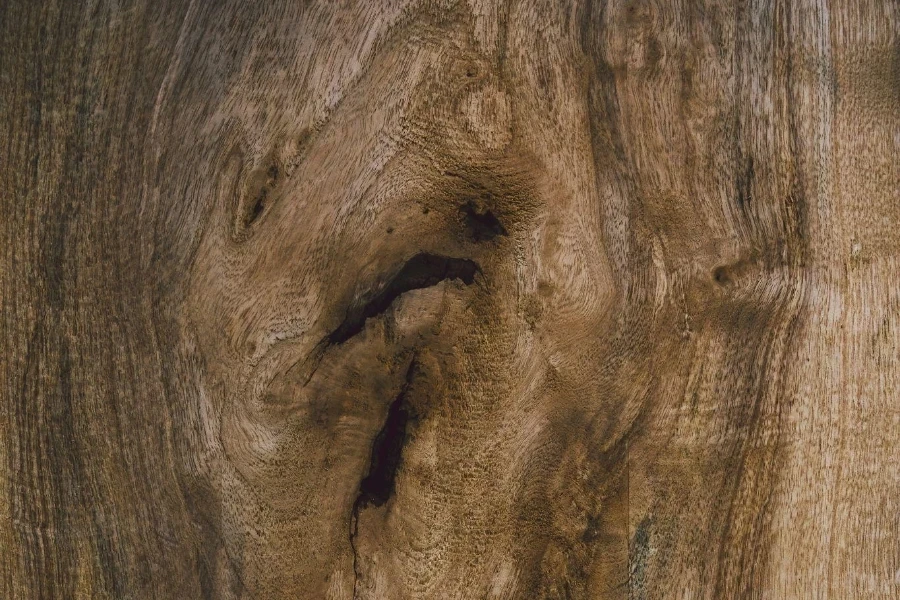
[[358, 360, 417, 508], [349, 507, 361, 599], [328, 253, 480, 345], [461, 199, 508, 242], [246, 190, 267, 226], [297, 254, 480, 388], [349, 361, 418, 598], [242, 163, 279, 227]]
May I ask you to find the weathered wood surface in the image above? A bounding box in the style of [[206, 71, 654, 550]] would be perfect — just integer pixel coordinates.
[[2, 1, 898, 598]]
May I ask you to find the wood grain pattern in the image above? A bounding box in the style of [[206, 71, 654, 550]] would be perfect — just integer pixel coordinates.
[[2, 1, 897, 598]]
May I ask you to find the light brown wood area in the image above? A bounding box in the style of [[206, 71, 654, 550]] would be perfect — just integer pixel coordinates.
[[2, 1, 898, 598]]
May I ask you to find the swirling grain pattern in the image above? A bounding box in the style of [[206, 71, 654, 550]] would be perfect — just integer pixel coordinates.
[[1, 1, 897, 598]]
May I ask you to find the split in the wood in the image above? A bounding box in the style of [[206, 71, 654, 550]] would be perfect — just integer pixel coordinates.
[[349, 360, 418, 596], [242, 163, 280, 228], [297, 253, 480, 387], [328, 253, 481, 345], [357, 360, 418, 508]]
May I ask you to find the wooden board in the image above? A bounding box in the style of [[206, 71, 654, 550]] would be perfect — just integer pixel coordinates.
[[2, 1, 897, 598]]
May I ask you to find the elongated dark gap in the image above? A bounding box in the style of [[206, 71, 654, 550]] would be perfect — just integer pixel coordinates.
[[349, 361, 418, 596], [328, 253, 480, 345], [356, 361, 417, 508], [243, 164, 279, 228], [245, 189, 267, 226]]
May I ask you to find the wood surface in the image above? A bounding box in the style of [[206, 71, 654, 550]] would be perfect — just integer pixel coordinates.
[[2, 1, 898, 598]]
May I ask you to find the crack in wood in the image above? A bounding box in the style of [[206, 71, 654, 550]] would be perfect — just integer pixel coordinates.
[[298, 252, 480, 387], [349, 360, 418, 598], [329, 253, 481, 345]]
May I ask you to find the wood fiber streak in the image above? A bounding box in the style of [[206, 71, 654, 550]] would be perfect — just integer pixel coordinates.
[[1, 1, 897, 599]]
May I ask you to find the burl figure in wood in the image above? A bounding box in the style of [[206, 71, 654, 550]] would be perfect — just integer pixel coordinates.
[[1, 1, 897, 599]]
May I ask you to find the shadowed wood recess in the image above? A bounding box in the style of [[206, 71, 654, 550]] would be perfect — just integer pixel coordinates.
[[2, 1, 898, 598]]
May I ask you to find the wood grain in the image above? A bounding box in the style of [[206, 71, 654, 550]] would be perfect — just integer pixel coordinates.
[[2, 1, 897, 598]]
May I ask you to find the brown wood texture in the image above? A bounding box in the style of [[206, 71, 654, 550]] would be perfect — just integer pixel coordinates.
[[2, 1, 898, 598]]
